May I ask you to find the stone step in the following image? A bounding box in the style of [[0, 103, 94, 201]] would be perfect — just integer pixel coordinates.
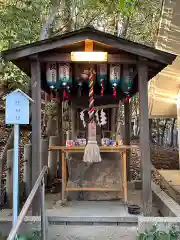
[[48, 216, 138, 225], [47, 225, 137, 240], [46, 201, 139, 225]]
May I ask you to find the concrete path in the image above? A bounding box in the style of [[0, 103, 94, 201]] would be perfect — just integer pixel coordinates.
[[48, 225, 137, 240]]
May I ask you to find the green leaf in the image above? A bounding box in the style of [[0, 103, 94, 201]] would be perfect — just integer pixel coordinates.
[[119, 0, 125, 11]]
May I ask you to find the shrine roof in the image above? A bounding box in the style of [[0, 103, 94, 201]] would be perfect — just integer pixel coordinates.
[[1, 26, 176, 72]]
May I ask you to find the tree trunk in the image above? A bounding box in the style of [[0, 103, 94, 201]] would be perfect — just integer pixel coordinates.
[[149, 119, 153, 142], [162, 119, 168, 144], [157, 119, 160, 145], [170, 118, 176, 147]]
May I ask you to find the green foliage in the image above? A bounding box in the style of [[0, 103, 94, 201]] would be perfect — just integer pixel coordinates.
[[46, 101, 57, 119], [0, 230, 41, 240], [18, 230, 41, 240], [0, 60, 28, 91], [0, 0, 52, 50], [119, 0, 137, 17], [0, 0, 162, 91], [0, 0, 52, 90], [126, 0, 162, 46], [137, 225, 180, 240]]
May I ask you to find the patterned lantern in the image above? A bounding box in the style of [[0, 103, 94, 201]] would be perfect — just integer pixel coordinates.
[[46, 63, 57, 89], [46, 63, 57, 100], [58, 63, 72, 100], [97, 64, 107, 96], [121, 65, 134, 102], [125, 67, 133, 95], [109, 64, 121, 98]]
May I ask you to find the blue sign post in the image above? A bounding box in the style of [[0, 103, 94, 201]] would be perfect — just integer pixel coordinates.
[[5, 89, 33, 228]]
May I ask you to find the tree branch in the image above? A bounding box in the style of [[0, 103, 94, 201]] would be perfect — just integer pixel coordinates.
[[40, 0, 62, 40]]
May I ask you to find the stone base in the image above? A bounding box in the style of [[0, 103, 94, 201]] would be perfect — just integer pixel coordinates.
[[67, 152, 123, 200]]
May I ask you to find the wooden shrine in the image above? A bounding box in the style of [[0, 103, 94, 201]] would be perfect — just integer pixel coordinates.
[[1, 26, 176, 216]]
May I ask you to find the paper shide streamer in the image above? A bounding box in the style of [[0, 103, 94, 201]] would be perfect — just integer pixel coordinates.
[[80, 109, 107, 127]]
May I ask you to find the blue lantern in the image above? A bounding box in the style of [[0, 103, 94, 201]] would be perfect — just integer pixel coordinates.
[[97, 64, 107, 96], [58, 63, 72, 100], [109, 64, 121, 98], [46, 63, 57, 89], [121, 65, 134, 96]]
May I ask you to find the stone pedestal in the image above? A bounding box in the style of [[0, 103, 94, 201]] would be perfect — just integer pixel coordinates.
[[67, 152, 123, 200]]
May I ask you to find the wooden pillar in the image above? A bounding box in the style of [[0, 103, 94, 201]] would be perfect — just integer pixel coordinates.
[[56, 91, 62, 138], [138, 58, 152, 216], [48, 136, 58, 183], [124, 101, 131, 181], [6, 149, 13, 208], [41, 139, 48, 185], [31, 58, 42, 215], [57, 94, 62, 178], [23, 144, 32, 197], [71, 107, 77, 140]]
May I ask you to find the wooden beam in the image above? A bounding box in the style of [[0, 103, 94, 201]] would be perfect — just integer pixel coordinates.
[[66, 187, 120, 191], [72, 103, 119, 111], [138, 57, 152, 216], [48, 145, 139, 151], [61, 151, 66, 203], [31, 58, 42, 215], [124, 100, 131, 181], [122, 151, 127, 204], [71, 95, 121, 109], [85, 40, 93, 51], [148, 61, 166, 69], [39, 53, 137, 64], [56, 91, 62, 178]]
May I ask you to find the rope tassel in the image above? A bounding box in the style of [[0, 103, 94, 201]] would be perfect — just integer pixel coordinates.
[[100, 79, 104, 96], [83, 69, 101, 163], [113, 86, 117, 98], [63, 88, 68, 99]]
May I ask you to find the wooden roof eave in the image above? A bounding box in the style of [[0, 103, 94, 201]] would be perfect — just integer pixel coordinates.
[[1, 27, 176, 66]]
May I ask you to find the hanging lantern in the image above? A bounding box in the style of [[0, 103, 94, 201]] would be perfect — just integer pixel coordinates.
[[109, 64, 121, 98], [125, 67, 134, 95], [46, 63, 57, 100], [97, 64, 107, 96], [74, 64, 83, 96], [79, 68, 89, 95], [58, 63, 72, 100], [46, 63, 57, 88], [121, 65, 134, 102]]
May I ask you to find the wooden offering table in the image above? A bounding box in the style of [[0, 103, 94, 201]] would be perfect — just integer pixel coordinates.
[[48, 145, 139, 204]]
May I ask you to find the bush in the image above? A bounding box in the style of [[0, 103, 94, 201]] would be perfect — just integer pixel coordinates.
[[137, 225, 180, 240]]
